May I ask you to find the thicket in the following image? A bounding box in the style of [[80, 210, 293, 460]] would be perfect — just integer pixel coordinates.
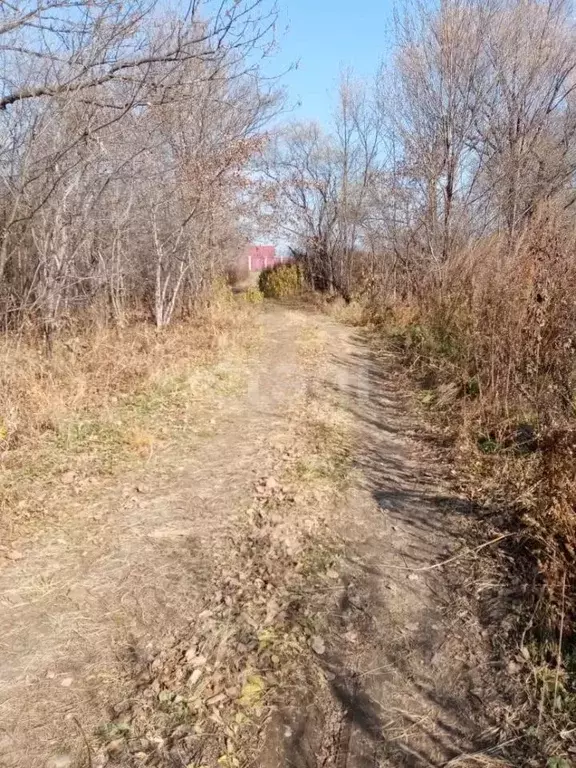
[[0, 0, 278, 339]]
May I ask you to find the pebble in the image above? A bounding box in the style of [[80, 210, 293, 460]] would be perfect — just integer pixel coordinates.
[[106, 738, 125, 756], [311, 635, 326, 655], [188, 668, 202, 687]]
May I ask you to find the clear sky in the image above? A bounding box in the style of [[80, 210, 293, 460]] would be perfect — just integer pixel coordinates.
[[268, 0, 396, 127]]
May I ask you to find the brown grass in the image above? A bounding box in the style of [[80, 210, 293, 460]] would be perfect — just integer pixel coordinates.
[[0, 290, 261, 541], [368, 207, 576, 749]]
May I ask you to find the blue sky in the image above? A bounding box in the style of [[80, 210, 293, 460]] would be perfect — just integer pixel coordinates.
[[268, 0, 396, 126]]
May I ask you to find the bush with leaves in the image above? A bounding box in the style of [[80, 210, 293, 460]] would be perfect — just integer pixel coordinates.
[[258, 263, 302, 299]]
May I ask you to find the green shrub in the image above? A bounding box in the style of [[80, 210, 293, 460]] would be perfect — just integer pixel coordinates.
[[258, 263, 302, 298]]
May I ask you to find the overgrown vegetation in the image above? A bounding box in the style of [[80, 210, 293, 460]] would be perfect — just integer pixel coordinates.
[[258, 262, 302, 298], [0, 289, 259, 541], [0, 0, 279, 531]]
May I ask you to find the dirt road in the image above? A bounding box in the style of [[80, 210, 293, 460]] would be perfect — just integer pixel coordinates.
[[0, 306, 514, 768]]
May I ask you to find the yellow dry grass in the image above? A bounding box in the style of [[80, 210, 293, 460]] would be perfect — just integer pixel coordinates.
[[0, 297, 261, 541]]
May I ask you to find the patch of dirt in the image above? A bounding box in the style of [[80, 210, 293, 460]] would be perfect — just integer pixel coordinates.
[[0, 308, 532, 768], [255, 323, 533, 768]]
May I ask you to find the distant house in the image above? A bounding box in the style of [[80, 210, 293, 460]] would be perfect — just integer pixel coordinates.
[[244, 244, 279, 271]]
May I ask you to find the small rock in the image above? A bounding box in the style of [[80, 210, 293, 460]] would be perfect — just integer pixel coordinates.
[[407, 573, 420, 581], [106, 738, 125, 756], [60, 677, 74, 688], [507, 660, 522, 676], [311, 635, 325, 655], [45, 755, 73, 768], [188, 668, 202, 687]]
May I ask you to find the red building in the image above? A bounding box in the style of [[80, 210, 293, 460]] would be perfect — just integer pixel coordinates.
[[244, 244, 279, 271]]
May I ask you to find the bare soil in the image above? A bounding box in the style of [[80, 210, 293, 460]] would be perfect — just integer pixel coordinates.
[[0, 306, 524, 768]]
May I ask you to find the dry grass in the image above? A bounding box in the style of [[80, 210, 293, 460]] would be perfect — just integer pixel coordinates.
[[383, 210, 576, 583], [371, 208, 576, 759], [0, 292, 261, 541]]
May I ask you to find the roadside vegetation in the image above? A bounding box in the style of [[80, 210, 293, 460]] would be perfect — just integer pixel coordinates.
[[0, 285, 261, 543], [3, 0, 576, 760], [0, 0, 278, 538]]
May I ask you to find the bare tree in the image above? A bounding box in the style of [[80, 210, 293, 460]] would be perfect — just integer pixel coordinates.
[[0, 0, 280, 337]]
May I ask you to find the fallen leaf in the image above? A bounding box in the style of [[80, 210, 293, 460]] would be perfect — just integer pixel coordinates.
[[206, 692, 227, 707], [239, 675, 265, 707]]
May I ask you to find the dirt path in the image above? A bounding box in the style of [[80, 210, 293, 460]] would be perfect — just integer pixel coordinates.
[[0, 306, 514, 768], [306, 328, 512, 768]]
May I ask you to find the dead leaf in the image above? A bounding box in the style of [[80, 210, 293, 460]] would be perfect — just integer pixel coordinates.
[[239, 675, 265, 707], [206, 692, 227, 707]]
